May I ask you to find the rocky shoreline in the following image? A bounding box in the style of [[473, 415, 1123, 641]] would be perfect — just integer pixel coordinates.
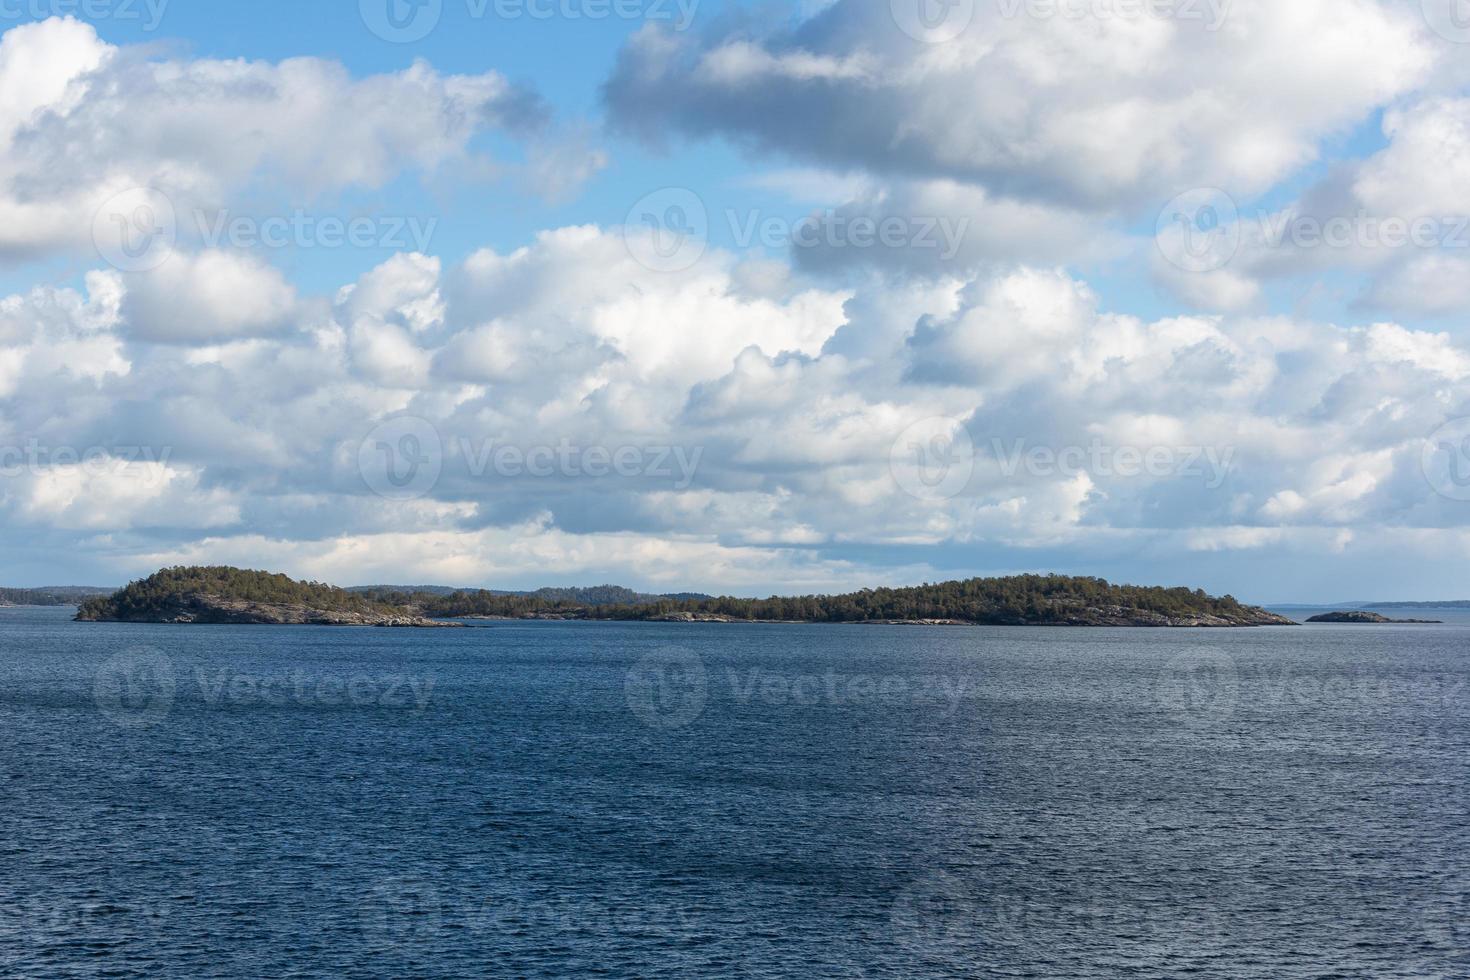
[[76, 594, 461, 628], [618, 607, 1295, 627]]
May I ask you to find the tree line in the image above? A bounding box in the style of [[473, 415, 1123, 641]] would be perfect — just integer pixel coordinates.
[[415, 574, 1252, 624], [78, 567, 1258, 626]]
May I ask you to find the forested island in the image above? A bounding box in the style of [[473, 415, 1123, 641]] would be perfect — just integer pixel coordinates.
[[77, 566, 1296, 627], [75, 567, 456, 627]]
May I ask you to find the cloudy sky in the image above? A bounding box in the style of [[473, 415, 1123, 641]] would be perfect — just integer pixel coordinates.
[[3, 0, 1470, 601]]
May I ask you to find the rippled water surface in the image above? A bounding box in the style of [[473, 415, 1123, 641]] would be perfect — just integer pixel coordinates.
[[2, 606, 1467, 978]]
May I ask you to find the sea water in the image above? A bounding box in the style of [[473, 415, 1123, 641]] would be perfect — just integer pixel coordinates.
[[1, 606, 1466, 978]]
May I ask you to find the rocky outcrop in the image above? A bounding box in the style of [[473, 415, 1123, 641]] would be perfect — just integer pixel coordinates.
[[1041, 604, 1296, 627], [76, 593, 460, 627]]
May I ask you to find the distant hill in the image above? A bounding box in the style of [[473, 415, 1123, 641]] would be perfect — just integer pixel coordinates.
[[0, 586, 114, 606], [348, 585, 470, 597], [351, 584, 714, 606], [528, 585, 717, 605]]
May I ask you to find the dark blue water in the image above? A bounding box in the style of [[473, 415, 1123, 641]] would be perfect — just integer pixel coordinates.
[[2, 606, 1467, 978]]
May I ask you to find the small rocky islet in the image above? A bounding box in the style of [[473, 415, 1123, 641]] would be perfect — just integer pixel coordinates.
[[1305, 611, 1443, 624]]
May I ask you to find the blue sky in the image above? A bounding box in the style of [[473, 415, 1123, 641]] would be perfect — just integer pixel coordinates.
[[2, 1, 1470, 601]]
